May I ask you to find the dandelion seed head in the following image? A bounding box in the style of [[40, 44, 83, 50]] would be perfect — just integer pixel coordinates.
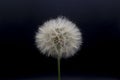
[[35, 17, 82, 58]]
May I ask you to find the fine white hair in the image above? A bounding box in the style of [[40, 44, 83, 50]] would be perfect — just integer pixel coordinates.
[[35, 17, 82, 58]]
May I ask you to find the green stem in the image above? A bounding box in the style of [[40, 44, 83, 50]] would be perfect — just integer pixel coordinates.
[[57, 56, 61, 80]]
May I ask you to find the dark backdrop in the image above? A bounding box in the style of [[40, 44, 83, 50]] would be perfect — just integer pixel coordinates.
[[0, 0, 120, 79]]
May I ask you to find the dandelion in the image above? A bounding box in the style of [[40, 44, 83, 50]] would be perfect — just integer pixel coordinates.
[[35, 17, 82, 80]]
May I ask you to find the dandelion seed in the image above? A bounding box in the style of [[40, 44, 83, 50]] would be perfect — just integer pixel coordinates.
[[35, 17, 82, 58]]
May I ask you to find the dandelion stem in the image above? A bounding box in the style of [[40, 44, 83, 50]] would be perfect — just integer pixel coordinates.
[[57, 56, 61, 80]]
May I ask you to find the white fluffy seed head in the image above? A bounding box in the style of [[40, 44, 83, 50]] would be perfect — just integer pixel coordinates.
[[35, 17, 82, 58]]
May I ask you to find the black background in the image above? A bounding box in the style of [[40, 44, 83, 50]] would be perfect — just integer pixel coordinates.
[[0, 0, 120, 79]]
